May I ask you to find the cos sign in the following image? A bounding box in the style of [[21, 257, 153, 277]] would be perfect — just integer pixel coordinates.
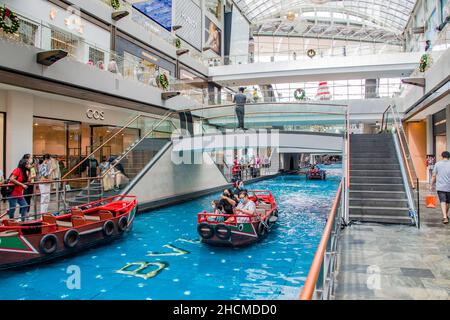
[[86, 109, 105, 120]]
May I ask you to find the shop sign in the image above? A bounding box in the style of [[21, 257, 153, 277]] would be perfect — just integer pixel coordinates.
[[86, 109, 105, 120]]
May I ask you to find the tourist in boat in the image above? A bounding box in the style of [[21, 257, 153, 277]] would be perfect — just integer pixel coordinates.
[[219, 188, 237, 214], [235, 191, 256, 223], [233, 180, 246, 200], [38, 154, 53, 214], [8, 159, 30, 221]]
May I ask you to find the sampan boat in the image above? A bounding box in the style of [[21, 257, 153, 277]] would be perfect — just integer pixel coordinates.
[[197, 190, 278, 247], [306, 168, 326, 180], [0, 195, 137, 270]]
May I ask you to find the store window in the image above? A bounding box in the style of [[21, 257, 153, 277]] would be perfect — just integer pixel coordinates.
[[51, 29, 79, 58], [0, 17, 38, 46], [206, 0, 222, 21], [33, 117, 81, 176], [90, 125, 140, 160], [89, 47, 105, 65], [433, 109, 447, 157]]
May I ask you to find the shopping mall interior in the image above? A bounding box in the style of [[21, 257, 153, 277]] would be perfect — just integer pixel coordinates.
[[0, 0, 449, 301]]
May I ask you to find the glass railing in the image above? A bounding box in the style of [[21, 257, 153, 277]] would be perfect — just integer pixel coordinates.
[[96, 0, 207, 66], [189, 102, 348, 135], [0, 7, 189, 94], [207, 43, 404, 67], [381, 105, 420, 228], [182, 82, 403, 105]]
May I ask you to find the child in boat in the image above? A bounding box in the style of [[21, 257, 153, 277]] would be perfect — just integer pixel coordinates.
[[211, 200, 225, 222]]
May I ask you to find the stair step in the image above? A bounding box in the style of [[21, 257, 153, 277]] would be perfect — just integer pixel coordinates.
[[350, 183, 405, 191], [350, 198, 409, 207], [350, 164, 400, 170], [350, 170, 402, 177], [349, 214, 412, 225], [351, 153, 397, 158], [349, 190, 406, 199], [350, 158, 397, 164], [350, 176, 403, 184]]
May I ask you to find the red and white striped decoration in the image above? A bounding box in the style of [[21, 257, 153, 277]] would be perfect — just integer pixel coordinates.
[[316, 81, 332, 100]]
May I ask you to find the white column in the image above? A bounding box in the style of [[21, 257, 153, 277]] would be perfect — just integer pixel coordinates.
[[446, 105, 450, 150], [5, 91, 34, 174], [426, 114, 434, 155]]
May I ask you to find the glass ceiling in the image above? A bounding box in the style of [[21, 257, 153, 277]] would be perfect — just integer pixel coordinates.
[[234, 0, 417, 42]]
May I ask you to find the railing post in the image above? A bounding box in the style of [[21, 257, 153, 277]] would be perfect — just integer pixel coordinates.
[[56, 182, 60, 213], [33, 184, 38, 220]]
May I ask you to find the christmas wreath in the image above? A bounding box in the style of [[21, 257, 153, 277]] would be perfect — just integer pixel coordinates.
[[307, 49, 316, 58], [159, 73, 169, 90], [111, 0, 121, 10], [0, 6, 20, 34], [175, 38, 181, 49], [294, 88, 306, 100], [419, 53, 430, 73]]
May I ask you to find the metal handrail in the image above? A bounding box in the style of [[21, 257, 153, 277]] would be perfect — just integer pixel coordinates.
[[62, 112, 173, 179], [300, 180, 342, 300]]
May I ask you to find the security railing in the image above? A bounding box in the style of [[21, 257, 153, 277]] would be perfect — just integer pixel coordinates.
[[299, 180, 345, 300], [181, 81, 403, 106], [381, 105, 420, 228], [0, 6, 183, 93], [96, 0, 206, 66], [207, 43, 404, 67]]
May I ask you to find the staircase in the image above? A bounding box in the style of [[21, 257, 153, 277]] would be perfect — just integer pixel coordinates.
[[349, 133, 412, 224]]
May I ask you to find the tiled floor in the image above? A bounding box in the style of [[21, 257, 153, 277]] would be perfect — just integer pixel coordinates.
[[334, 184, 450, 300]]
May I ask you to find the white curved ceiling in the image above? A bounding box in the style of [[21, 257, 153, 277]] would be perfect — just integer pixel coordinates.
[[234, 0, 417, 43]]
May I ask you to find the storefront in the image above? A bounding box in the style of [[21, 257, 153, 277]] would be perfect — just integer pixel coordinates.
[[115, 34, 176, 85], [0, 86, 166, 175], [433, 108, 447, 156]]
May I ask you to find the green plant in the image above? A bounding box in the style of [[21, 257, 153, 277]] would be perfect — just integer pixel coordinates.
[[111, 0, 121, 10], [175, 38, 181, 49], [0, 6, 20, 34], [419, 53, 429, 72], [159, 73, 169, 90]]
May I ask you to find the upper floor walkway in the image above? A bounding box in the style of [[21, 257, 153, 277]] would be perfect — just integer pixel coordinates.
[[209, 52, 422, 86]]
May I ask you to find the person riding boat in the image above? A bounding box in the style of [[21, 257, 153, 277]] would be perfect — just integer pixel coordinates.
[[235, 191, 256, 223], [233, 180, 246, 200], [220, 188, 236, 214]]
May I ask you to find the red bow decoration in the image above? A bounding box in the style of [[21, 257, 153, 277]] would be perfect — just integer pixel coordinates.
[[5, 8, 11, 18]]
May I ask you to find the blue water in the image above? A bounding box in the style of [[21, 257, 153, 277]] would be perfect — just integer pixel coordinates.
[[0, 165, 341, 300]]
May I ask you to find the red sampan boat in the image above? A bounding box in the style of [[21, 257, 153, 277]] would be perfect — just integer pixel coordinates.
[[0, 195, 137, 270], [197, 190, 278, 247]]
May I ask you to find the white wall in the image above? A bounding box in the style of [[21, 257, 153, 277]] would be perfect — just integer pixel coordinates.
[[5, 92, 34, 174], [129, 145, 228, 204]]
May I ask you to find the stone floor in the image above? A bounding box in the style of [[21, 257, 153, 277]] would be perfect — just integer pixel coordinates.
[[334, 183, 450, 300]]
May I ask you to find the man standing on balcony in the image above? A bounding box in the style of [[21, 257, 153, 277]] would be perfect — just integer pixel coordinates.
[[430, 151, 450, 224], [233, 87, 247, 130]]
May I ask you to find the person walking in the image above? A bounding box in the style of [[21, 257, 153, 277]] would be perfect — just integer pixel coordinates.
[[38, 154, 53, 214], [430, 151, 450, 224], [233, 87, 247, 130], [8, 159, 30, 221]]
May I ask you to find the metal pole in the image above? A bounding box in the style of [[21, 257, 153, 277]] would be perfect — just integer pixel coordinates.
[[56, 182, 60, 213], [33, 184, 38, 220]]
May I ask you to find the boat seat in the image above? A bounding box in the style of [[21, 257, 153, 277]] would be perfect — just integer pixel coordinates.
[[257, 203, 271, 210], [2, 219, 20, 227], [71, 207, 83, 216], [0, 230, 19, 237], [255, 208, 266, 217], [56, 220, 73, 228], [42, 214, 56, 224], [84, 215, 101, 221], [98, 210, 114, 220], [72, 215, 87, 227]]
